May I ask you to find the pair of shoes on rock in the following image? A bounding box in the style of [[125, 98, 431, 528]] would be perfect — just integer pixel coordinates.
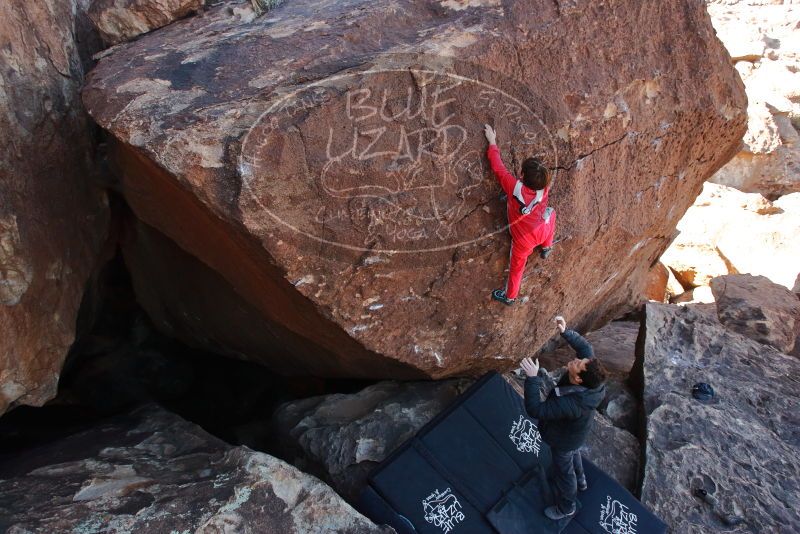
[[491, 289, 515, 306], [544, 505, 576, 521]]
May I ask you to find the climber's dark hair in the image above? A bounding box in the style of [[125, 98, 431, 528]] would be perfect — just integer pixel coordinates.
[[579, 358, 607, 389], [521, 157, 551, 190]]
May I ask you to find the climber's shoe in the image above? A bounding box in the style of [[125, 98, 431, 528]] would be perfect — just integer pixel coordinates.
[[544, 505, 576, 521], [577, 475, 588, 492], [539, 246, 552, 259], [491, 289, 516, 306]]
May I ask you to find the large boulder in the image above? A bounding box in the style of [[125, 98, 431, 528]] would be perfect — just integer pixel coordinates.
[[637, 302, 800, 533], [661, 182, 800, 290], [706, 2, 800, 198], [0, 0, 110, 415], [710, 273, 800, 353], [0, 404, 389, 533], [83, 0, 746, 378], [271, 379, 471, 502]]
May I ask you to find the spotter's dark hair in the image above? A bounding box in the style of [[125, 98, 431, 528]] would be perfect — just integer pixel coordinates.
[[579, 358, 608, 389]]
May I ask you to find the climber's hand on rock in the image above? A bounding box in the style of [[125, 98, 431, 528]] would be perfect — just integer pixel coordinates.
[[484, 124, 497, 145], [554, 316, 567, 333], [520, 357, 539, 377]]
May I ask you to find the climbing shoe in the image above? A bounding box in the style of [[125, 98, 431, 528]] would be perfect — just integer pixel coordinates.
[[539, 247, 552, 259], [544, 505, 576, 521], [577, 475, 587, 491], [491, 289, 516, 306]]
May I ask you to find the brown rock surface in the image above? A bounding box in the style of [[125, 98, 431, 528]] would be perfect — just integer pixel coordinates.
[[0, 0, 110, 415], [661, 183, 800, 291], [88, 0, 204, 45], [0, 404, 389, 533], [710, 273, 800, 352], [643, 261, 669, 302], [83, 0, 746, 378]]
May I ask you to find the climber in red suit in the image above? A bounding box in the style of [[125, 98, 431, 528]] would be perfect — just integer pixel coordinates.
[[484, 124, 556, 306]]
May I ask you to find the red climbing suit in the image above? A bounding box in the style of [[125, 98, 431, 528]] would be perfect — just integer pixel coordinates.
[[487, 144, 556, 299]]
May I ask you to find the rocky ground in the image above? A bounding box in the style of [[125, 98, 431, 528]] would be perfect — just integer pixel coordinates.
[[0, 404, 389, 533]]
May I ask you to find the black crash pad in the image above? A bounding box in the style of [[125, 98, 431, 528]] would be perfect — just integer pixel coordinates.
[[358, 372, 666, 534]]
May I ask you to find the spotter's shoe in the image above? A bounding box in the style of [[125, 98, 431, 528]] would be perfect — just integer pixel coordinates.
[[544, 505, 576, 521]]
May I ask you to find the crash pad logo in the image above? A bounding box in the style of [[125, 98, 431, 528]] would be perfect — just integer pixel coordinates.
[[239, 55, 559, 257], [422, 487, 465, 533], [509, 415, 542, 456], [599, 495, 638, 534]]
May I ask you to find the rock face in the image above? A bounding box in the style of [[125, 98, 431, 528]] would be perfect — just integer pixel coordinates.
[[0, 0, 110, 415], [83, 0, 746, 378], [272, 379, 470, 502], [88, 0, 204, 45], [0, 404, 388, 533], [661, 182, 800, 291], [710, 273, 800, 353], [638, 302, 800, 533], [706, 2, 800, 198]]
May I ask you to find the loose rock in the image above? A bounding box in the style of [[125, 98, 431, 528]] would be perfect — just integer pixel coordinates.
[[0, 404, 389, 533]]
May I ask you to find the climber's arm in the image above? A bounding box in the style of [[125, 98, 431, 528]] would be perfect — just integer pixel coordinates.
[[486, 144, 517, 196]]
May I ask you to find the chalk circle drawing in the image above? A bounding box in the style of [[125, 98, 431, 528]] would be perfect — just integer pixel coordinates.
[[509, 414, 543, 456], [599, 495, 638, 534], [239, 60, 558, 254], [422, 487, 465, 533]]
